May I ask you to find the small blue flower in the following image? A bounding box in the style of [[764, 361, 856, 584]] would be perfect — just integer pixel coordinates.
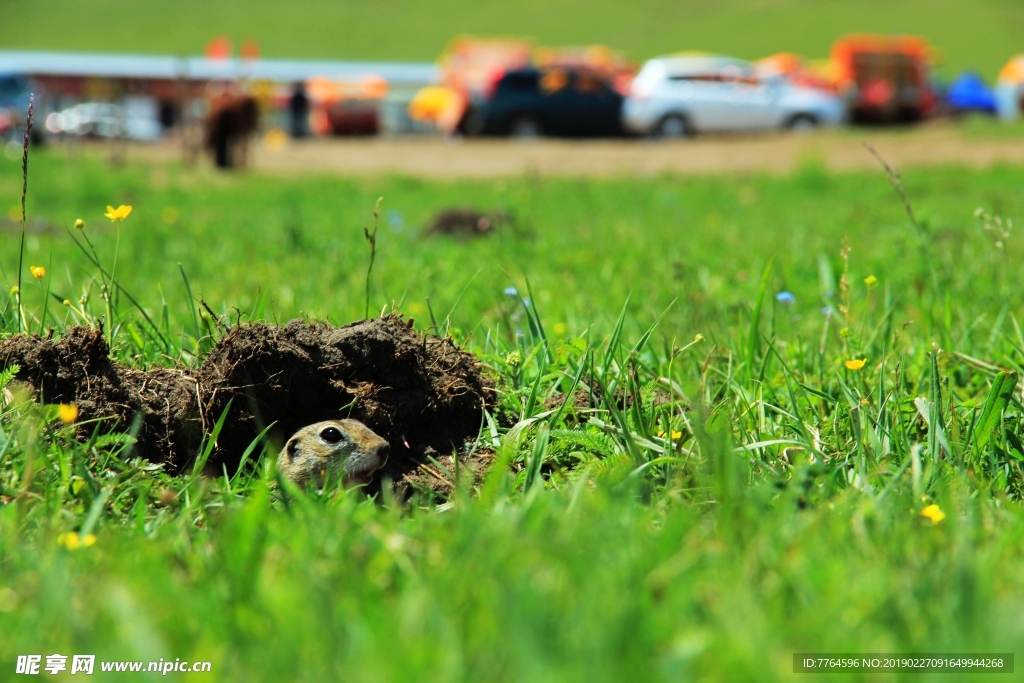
[[523, 298, 532, 307], [386, 209, 404, 233], [822, 305, 833, 316], [503, 287, 518, 298], [776, 291, 795, 306]]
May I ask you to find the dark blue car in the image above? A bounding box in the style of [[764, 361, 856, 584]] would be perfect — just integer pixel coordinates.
[[460, 68, 625, 138]]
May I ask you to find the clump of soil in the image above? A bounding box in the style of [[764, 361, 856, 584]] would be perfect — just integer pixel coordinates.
[[541, 381, 677, 425], [0, 316, 494, 493], [0, 327, 202, 470], [425, 208, 510, 238], [541, 381, 641, 413], [400, 450, 495, 501], [543, 389, 605, 412]]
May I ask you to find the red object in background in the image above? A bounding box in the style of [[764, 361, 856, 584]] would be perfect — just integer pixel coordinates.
[[205, 36, 233, 60], [240, 39, 260, 61], [831, 34, 937, 123], [482, 67, 506, 99], [324, 103, 379, 136], [306, 76, 387, 136], [860, 80, 894, 107]]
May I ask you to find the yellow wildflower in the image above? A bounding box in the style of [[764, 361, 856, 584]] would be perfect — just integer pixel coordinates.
[[920, 504, 946, 524], [9, 286, 18, 296], [57, 404, 79, 424], [553, 322, 567, 335], [845, 358, 867, 370], [62, 299, 70, 306], [104, 205, 133, 222], [694, 333, 705, 342], [30, 266, 45, 279], [864, 275, 878, 287], [657, 430, 684, 439], [74, 218, 85, 229], [57, 532, 96, 550]]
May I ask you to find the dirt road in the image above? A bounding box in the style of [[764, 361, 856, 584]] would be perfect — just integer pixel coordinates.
[[251, 125, 1024, 177], [122, 123, 1024, 178]]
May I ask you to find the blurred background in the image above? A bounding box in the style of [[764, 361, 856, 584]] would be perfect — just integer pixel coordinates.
[[2, 0, 1024, 171]]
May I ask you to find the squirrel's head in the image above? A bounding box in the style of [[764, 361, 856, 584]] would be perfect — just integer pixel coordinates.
[[277, 419, 390, 489]]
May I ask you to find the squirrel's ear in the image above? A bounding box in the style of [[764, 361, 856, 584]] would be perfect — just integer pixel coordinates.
[[286, 438, 300, 461]]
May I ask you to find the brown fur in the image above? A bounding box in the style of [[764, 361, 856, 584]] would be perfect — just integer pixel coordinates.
[[277, 419, 389, 489], [204, 94, 259, 169]]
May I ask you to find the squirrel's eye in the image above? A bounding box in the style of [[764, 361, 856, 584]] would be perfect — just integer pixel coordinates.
[[320, 427, 344, 444]]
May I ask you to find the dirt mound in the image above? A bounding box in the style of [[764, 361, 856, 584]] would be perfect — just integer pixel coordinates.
[[0, 327, 202, 470], [425, 208, 509, 238], [0, 316, 493, 491], [195, 317, 493, 485]]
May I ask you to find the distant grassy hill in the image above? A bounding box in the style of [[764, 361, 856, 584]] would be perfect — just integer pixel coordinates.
[[2, 0, 1022, 79]]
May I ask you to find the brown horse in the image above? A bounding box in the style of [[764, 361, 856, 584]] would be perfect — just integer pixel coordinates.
[[204, 94, 259, 169]]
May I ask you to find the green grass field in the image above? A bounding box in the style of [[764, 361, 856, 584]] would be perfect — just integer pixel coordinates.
[[2, 145, 1024, 681], [3, 0, 1024, 78]]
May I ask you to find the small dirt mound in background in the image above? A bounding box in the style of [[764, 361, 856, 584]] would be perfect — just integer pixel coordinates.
[[0, 316, 493, 494], [425, 208, 509, 238]]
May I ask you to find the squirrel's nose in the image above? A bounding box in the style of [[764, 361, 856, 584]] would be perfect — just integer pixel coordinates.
[[377, 442, 390, 462]]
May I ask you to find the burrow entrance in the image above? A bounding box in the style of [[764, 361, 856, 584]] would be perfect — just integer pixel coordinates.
[[0, 316, 494, 497]]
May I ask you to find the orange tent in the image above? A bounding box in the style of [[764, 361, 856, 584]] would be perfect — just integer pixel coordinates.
[[996, 55, 1024, 120], [998, 55, 1024, 85]]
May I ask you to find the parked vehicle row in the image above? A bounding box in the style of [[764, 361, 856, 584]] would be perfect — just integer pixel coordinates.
[[457, 54, 847, 139], [6, 38, 1017, 145]]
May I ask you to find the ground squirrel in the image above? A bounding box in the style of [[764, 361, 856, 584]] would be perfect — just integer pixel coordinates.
[[277, 419, 390, 489]]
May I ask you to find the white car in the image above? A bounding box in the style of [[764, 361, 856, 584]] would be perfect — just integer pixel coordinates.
[[623, 54, 844, 137], [45, 97, 163, 141]]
